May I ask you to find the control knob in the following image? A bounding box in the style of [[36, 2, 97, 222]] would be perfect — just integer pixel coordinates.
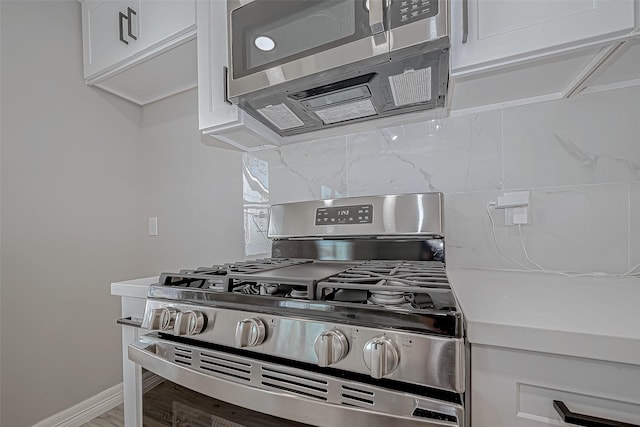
[[173, 310, 206, 336], [314, 330, 349, 367], [235, 318, 266, 348], [363, 336, 400, 379], [146, 307, 178, 331]]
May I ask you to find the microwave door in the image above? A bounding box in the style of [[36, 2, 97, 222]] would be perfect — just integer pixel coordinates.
[[227, 0, 391, 99], [388, 0, 449, 52]]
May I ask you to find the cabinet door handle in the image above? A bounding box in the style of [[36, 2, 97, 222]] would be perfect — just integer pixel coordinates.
[[126, 7, 137, 40], [553, 400, 640, 427], [462, 0, 469, 43], [118, 12, 128, 45], [223, 66, 232, 105]]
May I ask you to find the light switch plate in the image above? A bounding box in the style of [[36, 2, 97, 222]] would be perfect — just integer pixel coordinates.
[[148, 217, 158, 236]]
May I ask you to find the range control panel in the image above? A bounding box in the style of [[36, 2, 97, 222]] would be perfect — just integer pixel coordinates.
[[389, 0, 438, 28], [315, 204, 373, 225]]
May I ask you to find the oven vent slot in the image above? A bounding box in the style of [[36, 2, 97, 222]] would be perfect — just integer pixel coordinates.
[[260, 367, 328, 401], [199, 351, 252, 382], [173, 347, 193, 367], [340, 385, 375, 407]]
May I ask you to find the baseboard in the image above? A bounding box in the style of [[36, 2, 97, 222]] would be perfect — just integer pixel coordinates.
[[32, 372, 164, 427], [31, 383, 123, 427]]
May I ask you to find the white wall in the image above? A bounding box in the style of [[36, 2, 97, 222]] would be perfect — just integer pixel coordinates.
[[0, 2, 141, 426], [0, 4, 247, 426], [138, 89, 245, 276], [0, 0, 4, 418], [247, 86, 640, 275]]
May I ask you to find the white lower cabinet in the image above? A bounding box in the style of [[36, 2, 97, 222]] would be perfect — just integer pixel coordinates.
[[471, 345, 640, 427], [118, 296, 147, 427]]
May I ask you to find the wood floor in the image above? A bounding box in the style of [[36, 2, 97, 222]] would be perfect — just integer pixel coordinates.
[[80, 403, 124, 427], [81, 381, 310, 427]]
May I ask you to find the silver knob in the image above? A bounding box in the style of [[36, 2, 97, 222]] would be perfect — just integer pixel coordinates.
[[173, 310, 206, 336], [145, 308, 163, 330], [159, 307, 178, 331], [363, 336, 400, 379], [146, 307, 178, 331], [235, 318, 266, 348], [314, 330, 349, 367]]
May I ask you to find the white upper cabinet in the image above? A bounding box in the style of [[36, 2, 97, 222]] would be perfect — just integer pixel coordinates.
[[196, 0, 278, 151], [449, 0, 639, 113], [83, 0, 141, 77], [81, 0, 197, 105], [578, 35, 640, 95], [451, 0, 636, 73]]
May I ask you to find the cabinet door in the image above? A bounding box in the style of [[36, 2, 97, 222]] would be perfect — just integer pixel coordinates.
[[472, 345, 640, 427], [136, 1, 196, 53], [451, 0, 636, 73], [82, 0, 196, 79], [197, 0, 239, 131], [83, 0, 141, 78], [196, 0, 278, 150]]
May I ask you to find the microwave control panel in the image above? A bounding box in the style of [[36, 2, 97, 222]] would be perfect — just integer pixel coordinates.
[[390, 0, 438, 28]]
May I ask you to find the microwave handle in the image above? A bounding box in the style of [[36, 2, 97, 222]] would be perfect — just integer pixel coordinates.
[[369, 0, 385, 35], [462, 0, 469, 43], [223, 66, 232, 105]]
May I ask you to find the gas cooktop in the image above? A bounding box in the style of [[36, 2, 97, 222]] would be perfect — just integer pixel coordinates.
[[149, 257, 462, 338]]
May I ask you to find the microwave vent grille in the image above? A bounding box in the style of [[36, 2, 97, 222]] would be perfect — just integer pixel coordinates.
[[256, 104, 304, 130], [389, 67, 432, 106], [314, 99, 378, 125]]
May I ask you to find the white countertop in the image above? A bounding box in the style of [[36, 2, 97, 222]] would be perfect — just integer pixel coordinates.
[[111, 276, 158, 299], [447, 268, 640, 366]]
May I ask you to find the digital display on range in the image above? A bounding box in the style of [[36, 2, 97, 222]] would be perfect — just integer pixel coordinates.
[[315, 204, 373, 225]]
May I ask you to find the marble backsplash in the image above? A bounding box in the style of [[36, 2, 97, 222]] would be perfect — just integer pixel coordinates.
[[243, 86, 640, 274]]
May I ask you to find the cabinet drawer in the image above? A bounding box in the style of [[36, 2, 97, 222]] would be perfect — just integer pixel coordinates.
[[472, 345, 640, 427]]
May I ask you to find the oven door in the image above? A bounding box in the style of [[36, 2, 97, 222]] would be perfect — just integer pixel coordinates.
[[227, 0, 391, 99], [143, 379, 310, 426], [130, 335, 465, 427]]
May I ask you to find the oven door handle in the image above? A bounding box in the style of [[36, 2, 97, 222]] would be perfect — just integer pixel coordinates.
[[117, 317, 143, 328], [128, 338, 458, 427]]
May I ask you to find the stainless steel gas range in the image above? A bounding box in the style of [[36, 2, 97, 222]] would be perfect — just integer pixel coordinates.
[[130, 193, 468, 427]]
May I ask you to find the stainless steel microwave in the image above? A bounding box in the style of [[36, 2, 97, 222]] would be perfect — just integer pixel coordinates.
[[226, 0, 451, 137]]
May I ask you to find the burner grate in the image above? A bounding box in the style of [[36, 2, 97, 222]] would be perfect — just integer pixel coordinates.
[[331, 261, 449, 288], [317, 261, 456, 312], [154, 259, 458, 314], [225, 258, 313, 274], [157, 258, 313, 292]]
